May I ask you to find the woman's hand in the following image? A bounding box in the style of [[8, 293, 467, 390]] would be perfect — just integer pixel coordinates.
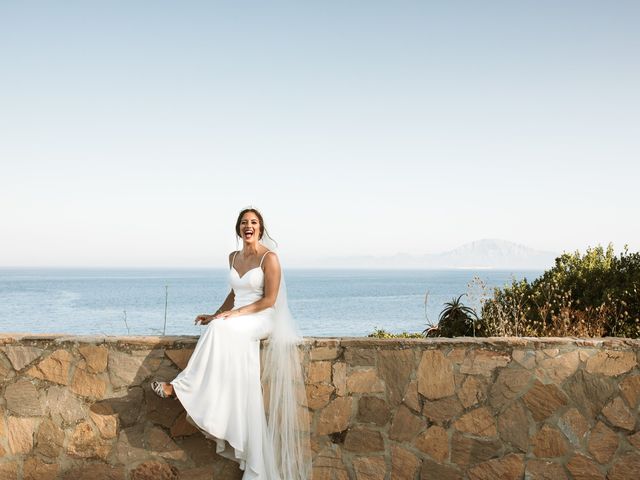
[[194, 314, 215, 325]]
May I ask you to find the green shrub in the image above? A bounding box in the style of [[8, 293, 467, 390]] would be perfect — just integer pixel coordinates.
[[368, 327, 425, 339], [479, 244, 640, 338]]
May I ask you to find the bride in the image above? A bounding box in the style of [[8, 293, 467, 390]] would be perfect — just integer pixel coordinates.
[[150, 207, 312, 480]]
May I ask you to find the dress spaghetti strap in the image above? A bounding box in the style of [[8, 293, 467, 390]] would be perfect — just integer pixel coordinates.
[[259, 250, 272, 268]]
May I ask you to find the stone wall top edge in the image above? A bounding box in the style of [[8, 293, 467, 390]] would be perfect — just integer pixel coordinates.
[[0, 333, 638, 349], [335, 336, 640, 349], [0, 333, 202, 347]]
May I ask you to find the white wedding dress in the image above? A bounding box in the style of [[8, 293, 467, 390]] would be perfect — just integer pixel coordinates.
[[170, 250, 278, 479]]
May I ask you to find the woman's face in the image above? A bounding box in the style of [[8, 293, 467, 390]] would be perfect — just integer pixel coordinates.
[[240, 212, 261, 245]]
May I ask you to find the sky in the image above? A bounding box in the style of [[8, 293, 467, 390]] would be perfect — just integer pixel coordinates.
[[1, 1, 639, 267]]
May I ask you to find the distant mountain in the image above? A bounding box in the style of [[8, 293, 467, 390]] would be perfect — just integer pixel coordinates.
[[427, 239, 557, 269], [304, 239, 557, 269]]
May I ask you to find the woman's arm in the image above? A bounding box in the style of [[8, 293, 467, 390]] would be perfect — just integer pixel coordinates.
[[196, 289, 235, 325], [216, 252, 281, 320], [195, 252, 237, 325]]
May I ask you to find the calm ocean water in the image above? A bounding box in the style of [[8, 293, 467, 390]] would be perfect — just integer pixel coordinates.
[[0, 268, 542, 337]]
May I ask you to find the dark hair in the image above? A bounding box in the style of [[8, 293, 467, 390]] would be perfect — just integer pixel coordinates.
[[235, 207, 277, 247]]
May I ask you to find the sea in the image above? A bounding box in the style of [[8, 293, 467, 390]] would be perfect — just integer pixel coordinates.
[[0, 268, 542, 338]]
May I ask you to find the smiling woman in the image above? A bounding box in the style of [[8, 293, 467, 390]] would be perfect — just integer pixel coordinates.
[[150, 206, 311, 480], [239, 213, 260, 241]]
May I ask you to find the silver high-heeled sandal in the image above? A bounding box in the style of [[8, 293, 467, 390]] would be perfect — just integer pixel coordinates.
[[151, 380, 175, 399]]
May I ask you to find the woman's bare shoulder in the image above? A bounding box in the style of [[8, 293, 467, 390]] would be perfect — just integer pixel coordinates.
[[262, 250, 280, 267]]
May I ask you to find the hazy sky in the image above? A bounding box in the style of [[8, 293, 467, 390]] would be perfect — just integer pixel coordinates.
[[1, 1, 639, 267]]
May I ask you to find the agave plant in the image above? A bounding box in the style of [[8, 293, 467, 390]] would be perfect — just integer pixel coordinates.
[[436, 294, 478, 337]]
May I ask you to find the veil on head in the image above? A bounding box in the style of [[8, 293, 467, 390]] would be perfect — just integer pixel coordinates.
[[256, 228, 312, 479]]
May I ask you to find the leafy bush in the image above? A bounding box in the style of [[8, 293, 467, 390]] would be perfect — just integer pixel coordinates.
[[479, 244, 640, 338], [368, 327, 425, 339]]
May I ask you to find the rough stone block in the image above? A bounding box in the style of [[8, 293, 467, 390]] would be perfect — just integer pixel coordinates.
[[390, 444, 420, 480], [454, 407, 497, 437], [78, 344, 109, 373], [357, 396, 391, 426], [378, 349, 413, 405], [2, 346, 43, 371], [418, 350, 455, 400], [26, 349, 73, 385], [415, 425, 448, 462], [522, 380, 568, 421], [531, 425, 569, 458], [467, 453, 524, 480], [389, 404, 425, 442], [587, 421, 618, 464], [352, 456, 386, 480], [585, 350, 636, 376], [317, 397, 353, 435], [343, 426, 384, 452], [460, 349, 510, 376], [5, 379, 44, 416], [347, 367, 384, 394]]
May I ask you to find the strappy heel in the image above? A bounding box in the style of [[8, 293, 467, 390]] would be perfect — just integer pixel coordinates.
[[151, 380, 175, 399]]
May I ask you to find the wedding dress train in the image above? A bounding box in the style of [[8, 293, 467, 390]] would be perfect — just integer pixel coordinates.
[[170, 250, 279, 479]]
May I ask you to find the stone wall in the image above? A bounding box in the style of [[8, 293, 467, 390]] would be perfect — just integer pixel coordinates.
[[0, 334, 639, 480]]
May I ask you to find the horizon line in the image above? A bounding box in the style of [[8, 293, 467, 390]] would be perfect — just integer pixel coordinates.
[[0, 265, 547, 271]]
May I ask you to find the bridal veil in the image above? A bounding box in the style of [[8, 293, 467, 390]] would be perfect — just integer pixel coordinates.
[[257, 230, 312, 479]]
